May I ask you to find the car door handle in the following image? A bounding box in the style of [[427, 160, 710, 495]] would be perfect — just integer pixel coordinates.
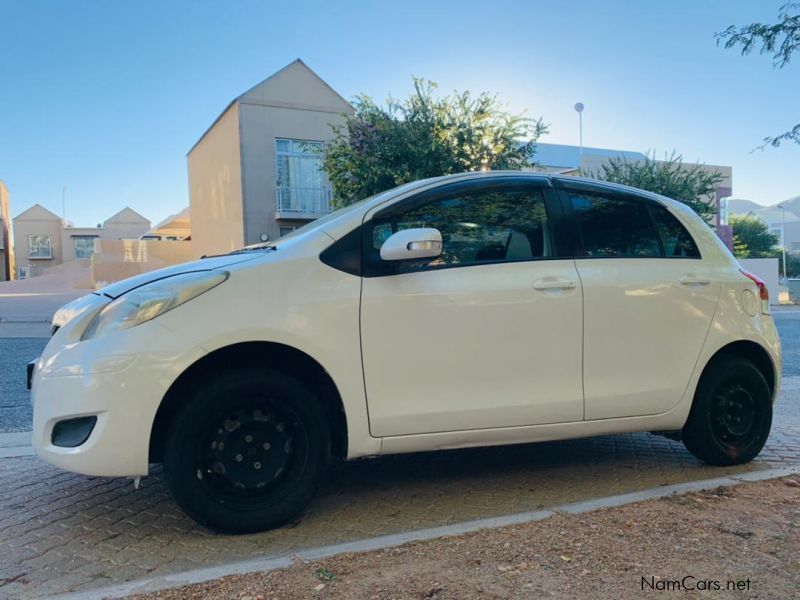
[[533, 277, 577, 291], [678, 275, 711, 286]]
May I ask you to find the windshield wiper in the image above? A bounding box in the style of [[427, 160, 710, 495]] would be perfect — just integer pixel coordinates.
[[200, 244, 276, 259], [228, 244, 276, 254]]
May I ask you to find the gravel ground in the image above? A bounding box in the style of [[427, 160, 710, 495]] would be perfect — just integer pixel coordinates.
[[134, 476, 800, 600]]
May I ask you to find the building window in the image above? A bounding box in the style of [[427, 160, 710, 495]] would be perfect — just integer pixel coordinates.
[[73, 236, 96, 259], [28, 234, 53, 259], [275, 139, 330, 214], [718, 197, 729, 226], [279, 226, 296, 238]]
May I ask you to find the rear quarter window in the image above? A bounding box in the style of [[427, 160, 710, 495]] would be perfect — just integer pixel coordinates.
[[649, 203, 700, 258]]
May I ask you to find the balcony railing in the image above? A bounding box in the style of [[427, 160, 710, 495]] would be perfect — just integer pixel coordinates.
[[276, 186, 332, 215]]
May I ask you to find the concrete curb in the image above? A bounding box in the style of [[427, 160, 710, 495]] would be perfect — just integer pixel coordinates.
[[51, 463, 800, 600], [0, 431, 35, 458], [0, 446, 36, 458], [0, 431, 32, 447]]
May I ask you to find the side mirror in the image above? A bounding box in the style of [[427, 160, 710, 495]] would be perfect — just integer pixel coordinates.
[[380, 228, 443, 261]]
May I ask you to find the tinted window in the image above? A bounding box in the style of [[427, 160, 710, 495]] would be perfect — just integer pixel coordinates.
[[370, 186, 550, 273], [570, 193, 660, 258], [650, 203, 700, 258]]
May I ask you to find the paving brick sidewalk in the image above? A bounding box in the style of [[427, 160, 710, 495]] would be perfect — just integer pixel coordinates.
[[1, 421, 799, 599]]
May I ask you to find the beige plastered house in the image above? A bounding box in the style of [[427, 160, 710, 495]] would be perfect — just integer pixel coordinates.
[[0, 181, 15, 281], [187, 59, 355, 257], [13, 205, 151, 278]]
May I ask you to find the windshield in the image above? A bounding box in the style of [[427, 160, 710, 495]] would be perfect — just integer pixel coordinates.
[[237, 177, 445, 250], [275, 194, 375, 243]]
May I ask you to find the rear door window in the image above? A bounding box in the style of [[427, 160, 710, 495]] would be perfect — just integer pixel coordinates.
[[569, 193, 661, 258]]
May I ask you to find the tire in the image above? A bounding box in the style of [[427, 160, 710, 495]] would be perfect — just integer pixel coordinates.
[[682, 356, 772, 466], [163, 368, 330, 534]]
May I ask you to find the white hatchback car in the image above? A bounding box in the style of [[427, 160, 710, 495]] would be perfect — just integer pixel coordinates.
[[31, 172, 780, 533]]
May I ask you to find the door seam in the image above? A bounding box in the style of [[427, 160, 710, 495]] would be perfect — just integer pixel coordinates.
[[574, 259, 586, 420]]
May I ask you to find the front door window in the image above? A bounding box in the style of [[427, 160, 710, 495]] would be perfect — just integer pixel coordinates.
[[368, 185, 551, 275]]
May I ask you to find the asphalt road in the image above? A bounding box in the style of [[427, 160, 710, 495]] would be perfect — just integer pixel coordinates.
[[0, 336, 47, 432], [775, 309, 800, 377], [1, 311, 798, 433]]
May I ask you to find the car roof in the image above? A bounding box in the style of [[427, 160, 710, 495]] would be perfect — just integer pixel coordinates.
[[389, 170, 681, 207], [548, 174, 679, 205]]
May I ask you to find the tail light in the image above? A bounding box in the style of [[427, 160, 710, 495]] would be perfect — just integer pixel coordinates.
[[740, 269, 770, 314]]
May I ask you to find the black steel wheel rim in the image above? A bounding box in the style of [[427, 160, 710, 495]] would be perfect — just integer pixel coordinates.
[[709, 380, 758, 447], [195, 399, 309, 509]]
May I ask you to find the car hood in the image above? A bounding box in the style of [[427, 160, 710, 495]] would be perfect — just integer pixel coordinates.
[[96, 253, 263, 299]]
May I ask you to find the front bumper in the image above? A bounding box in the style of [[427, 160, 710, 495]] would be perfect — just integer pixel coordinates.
[[31, 314, 207, 477]]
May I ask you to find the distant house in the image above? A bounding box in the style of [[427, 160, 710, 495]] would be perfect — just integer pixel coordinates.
[[143, 207, 191, 241], [187, 59, 354, 257], [745, 207, 800, 248], [12, 205, 151, 278], [0, 181, 15, 281], [727, 198, 800, 252], [101, 207, 153, 243]]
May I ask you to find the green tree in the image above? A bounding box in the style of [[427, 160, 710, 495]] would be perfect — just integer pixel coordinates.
[[775, 250, 800, 277], [323, 79, 547, 207], [717, 2, 800, 147], [587, 151, 724, 221], [729, 215, 779, 258]]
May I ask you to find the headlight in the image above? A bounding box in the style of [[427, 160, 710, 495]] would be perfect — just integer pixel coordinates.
[[52, 293, 104, 331], [82, 271, 229, 340]]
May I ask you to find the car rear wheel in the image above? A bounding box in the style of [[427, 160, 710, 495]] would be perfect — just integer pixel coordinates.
[[682, 356, 772, 466], [163, 368, 329, 534]]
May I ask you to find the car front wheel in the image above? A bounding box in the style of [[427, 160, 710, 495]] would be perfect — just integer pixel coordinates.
[[163, 368, 329, 534], [682, 356, 772, 466]]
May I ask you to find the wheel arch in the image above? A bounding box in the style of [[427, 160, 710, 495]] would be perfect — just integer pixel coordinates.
[[700, 340, 777, 400], [148, 341, 349, 463]]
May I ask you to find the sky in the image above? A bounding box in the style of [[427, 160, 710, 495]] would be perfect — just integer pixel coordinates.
[[1, 0, 798, 227]]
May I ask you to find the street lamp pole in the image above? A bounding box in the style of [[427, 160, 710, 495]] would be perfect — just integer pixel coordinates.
[[574, 102, 584, 158], [779, 204, 787, 282]]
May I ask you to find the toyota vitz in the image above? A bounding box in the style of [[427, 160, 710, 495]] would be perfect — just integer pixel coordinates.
[[30, 172, 780, 533]]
